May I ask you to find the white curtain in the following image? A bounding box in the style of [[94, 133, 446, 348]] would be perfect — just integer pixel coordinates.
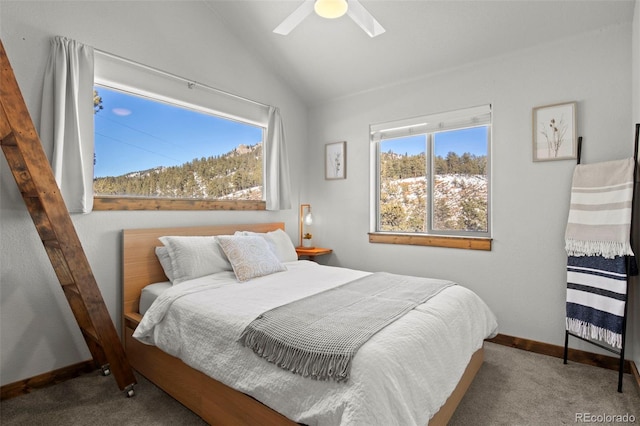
[[40, 36, 95, 213], [264, 106, 292, 210]]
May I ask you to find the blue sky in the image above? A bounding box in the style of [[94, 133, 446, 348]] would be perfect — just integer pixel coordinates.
[[381, 126, 488, 157], [94, 86, 263, 177], [94, 86, 487, 178]]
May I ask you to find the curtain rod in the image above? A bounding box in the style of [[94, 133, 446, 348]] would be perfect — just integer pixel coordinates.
[[94, 48, 271, 110]]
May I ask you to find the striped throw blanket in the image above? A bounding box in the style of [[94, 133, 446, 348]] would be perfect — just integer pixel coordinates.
[[565, 157, 636, 348], [240, 272, 454, 382], [565, 157, 634, 259], [566, 255, 628, 348]]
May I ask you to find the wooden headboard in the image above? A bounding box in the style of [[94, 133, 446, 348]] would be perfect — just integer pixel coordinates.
[[122, 222, 285, 321]]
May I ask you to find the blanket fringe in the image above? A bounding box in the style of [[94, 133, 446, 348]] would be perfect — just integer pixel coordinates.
[[565, 318, 622, 349], [565, 239, 634, 259], [240, 328, 353, 382]]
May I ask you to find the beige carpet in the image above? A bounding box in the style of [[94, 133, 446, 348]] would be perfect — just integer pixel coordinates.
[[1, 342, 639, 425], [450, 343, 639, 425]]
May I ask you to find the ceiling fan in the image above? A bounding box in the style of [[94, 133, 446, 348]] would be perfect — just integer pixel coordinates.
[[273, 0, 385, 38]]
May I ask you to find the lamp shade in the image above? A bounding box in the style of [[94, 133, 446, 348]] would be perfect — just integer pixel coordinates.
[[303, 211, 314, 225], [314, 0, 348, 19]]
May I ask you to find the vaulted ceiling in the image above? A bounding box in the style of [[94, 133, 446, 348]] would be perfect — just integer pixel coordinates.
[[205, 1, 635, 106]]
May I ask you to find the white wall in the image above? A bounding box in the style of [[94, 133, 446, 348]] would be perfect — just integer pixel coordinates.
[[0, 1, 307, 385], [631, 0, 640, 369], [308, 23, 635, 357]]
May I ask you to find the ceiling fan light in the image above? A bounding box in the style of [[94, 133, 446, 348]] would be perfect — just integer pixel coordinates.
[[314, 0, 348, 19]]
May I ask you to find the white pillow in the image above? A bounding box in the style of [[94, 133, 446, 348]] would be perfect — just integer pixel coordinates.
[[217, 235, 286, 282], [159, 236, 232, 285], [155, 246, 175, 282], [235, 228, 298, 262]]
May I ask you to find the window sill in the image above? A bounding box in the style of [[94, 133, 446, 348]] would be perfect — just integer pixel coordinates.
[[368, 232, 492, 251], [93, 196, 266, 211]]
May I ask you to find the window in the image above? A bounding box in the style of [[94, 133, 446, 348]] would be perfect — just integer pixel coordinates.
[[92, 51, 268, 211], [370, 105, 492, 250], [94, 85, 264, 202]]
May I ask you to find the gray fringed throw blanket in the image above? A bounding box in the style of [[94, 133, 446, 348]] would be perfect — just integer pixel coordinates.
[[565, 157, 635, 259], [239, 272, 454, 382]]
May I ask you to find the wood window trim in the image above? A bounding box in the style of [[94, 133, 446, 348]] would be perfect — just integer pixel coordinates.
[[93, 196, 265, 211], [368, 232, 492, 251]]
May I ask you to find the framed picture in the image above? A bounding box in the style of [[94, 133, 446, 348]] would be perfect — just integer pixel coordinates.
[[325, 141, 346, 180], [532, 102, 577, 161]]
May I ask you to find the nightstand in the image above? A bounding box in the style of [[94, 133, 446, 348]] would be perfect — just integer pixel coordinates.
[[295, 247, 333, 261]]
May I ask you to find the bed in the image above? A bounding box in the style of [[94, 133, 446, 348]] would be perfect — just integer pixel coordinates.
[[122, 222, 497, 425]]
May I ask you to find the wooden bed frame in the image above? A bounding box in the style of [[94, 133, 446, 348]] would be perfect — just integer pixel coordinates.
[[122, 222, 484, 425]]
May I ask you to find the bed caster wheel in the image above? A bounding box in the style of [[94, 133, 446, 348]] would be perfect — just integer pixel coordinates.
[[124, 385, 135, 398], [100, 364, 111, 376]]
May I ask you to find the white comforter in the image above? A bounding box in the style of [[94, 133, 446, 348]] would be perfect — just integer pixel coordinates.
[[134, 261, 497, 426]]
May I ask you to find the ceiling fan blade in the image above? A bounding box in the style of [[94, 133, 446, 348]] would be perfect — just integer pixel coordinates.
[[347, 0, 385, 38], [273, 0, 315, 35]]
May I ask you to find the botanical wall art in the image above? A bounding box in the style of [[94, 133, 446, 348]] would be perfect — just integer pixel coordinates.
[[532, 102, 577, 161], [325, 141, 346, 180]]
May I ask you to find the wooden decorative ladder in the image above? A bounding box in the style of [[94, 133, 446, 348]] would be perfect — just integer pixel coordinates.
[[0, 40, 136, 396]]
